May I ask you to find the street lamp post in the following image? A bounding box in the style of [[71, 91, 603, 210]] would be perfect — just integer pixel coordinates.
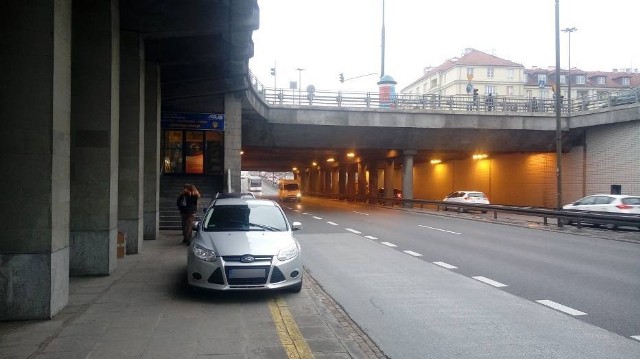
[[561, 27, 577, 114], [296, 68, 304, 104]]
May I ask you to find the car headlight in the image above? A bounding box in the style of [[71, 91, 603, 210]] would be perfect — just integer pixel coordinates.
[[277, 243, 299, 261], [296, 193, 301, 197], [193, 244, 217, 262]]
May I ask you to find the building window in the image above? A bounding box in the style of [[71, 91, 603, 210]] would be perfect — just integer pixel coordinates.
[[430, 78, 437, 89], [526, 90, 532, 98], [540, 89, 548, 98], [622, 77, 630, 86], [597, 76, 606, 85], [537, 74, 547, 84], [487, 67, 494, 78], [576, 75, 586, 84], [506, 86, 514, 96], [524, 73, 529, 83], [559, 75, 566, 84], [423, 84, 428, 93], [507, 69, 514, 79], [485, 85, 495, 95], [467, 67, 474, 77]]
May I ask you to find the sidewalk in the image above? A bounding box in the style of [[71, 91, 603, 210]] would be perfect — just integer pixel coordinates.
[[0, 231, 385, 359]]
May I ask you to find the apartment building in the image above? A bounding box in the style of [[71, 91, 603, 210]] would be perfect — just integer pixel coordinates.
[[401, 48, 640, 101]]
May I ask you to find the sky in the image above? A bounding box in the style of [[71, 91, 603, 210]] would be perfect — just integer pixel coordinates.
[[249, 0, 639, 93]]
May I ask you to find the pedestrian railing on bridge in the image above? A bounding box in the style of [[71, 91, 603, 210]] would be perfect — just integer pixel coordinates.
[[248, 71, 640, 115]]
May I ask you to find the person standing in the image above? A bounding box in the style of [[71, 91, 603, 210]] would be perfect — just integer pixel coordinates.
[[472, 88, 479, 110], [177, 183, 201, 245]]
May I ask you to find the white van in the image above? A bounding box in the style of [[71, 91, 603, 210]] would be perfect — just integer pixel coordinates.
[[278, 179, 301, 202]]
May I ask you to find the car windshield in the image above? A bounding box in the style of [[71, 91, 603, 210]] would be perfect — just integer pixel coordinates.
[[203, 204, 288, 232], [468, 193, 485, 198], [284, 183, 299, 190]]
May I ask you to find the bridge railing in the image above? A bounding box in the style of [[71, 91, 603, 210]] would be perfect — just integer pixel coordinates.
[[248, 71, 639, 115]]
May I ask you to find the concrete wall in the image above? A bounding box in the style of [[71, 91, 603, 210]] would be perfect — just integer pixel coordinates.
[[144, 63, 160, 240], [412, 150, 586, 208], [585, 121, 640, 195]]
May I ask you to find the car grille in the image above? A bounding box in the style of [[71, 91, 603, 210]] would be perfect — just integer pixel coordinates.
[[207, 268, 224, 284], [222, 255, 272, 262], [269, 267, 286, 283]]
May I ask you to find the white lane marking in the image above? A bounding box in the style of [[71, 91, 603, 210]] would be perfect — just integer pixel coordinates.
[[312, 216, 323, 220], [472, 276, 508, 288], [631, 336, 640, 342], [302, 212, 310, 215], [364, 235, 378, 240], [535, 300, 587, 316], [327, 221, 339, 226], [418, 224, 461, 235], [353, 211, 370, 216], [380, 242, 397, 247], [404, 250, 423, 257], [345, 228, 362, 234], [433, 261, 457, 269]]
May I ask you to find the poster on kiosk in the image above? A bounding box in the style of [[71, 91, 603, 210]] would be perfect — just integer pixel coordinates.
[[378, 74, 397, 108]]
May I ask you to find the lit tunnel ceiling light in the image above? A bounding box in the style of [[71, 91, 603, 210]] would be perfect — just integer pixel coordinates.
[[346, 152, 355, 158], [430, 159, 442, 164], [326, 158, 335, 162], [473, 154, 488, 160], [312, 161, 317, 166], [292, 167, 298, 171]]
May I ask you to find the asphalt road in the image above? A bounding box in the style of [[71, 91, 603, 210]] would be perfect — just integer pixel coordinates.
[[253, 185, 640, 358]]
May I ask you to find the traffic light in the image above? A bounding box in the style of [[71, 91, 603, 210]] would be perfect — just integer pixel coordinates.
[[339, 73, 344, 83], [270, 67, 276, 76]]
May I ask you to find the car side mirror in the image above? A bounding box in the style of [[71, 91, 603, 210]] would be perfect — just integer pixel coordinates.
[[291, 221, 302, 231], [193, 221, 201, 231]]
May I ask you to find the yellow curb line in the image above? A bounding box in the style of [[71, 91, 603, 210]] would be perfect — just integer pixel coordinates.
[[268, 296, 314, 359]]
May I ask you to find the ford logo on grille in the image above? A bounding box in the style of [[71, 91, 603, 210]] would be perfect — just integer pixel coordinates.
[[240, 255, 255, 263]]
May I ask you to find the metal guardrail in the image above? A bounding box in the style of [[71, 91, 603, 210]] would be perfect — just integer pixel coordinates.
[[306, 192, 640, 230], [248, 71, 640, 115]]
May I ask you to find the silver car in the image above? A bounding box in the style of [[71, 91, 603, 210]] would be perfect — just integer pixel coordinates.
[[188, 198, 303, 292], [562, 194, 640, 229]]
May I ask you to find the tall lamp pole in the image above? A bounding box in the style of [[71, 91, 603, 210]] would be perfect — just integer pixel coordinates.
[[380, 0, 385, 77], [554, 0, 563, 217], [561, 27, 577, 114]]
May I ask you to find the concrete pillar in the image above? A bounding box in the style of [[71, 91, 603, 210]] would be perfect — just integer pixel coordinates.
[[402, 150, 417, 208], [358, 163, 367, 196], [368, 161, 379, 204], [0, 0, 72, 320], [347, 165, 357, 197], [384, 160, 395, 199], [338, 167, 347, 198], [70, 0, 120, 275], [118, 31, 144, 253], [224, 92, 242, 193], [143, 63, 160, 240]]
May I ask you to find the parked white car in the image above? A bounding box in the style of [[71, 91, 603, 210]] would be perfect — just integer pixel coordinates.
[[188, 198, 303, 292], [442, 191, 490, 213]]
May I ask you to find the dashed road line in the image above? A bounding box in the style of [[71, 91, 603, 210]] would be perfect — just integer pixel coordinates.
[[535, 300, 587, 316], [418, 224, 461, 235], [364, 235, 378, 240], [472, 276, 508, 288], [327, 221, 339, 226], [404, 250, 423, 257], [312, 216, 323, 220], [380, 242, 397, 247], [433, 261, 458, 269], [353, 211, 370, 216], [631, 336, 640, 342], [345, 228, 362, 234]]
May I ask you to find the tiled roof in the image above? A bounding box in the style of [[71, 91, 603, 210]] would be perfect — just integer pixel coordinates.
[[406, 49, 523, 88]]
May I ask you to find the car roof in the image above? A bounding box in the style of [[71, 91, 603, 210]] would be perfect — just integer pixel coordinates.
[[584, 194, 638, 198], [211, 198, 277, 206], [214, 192, 255, 199]]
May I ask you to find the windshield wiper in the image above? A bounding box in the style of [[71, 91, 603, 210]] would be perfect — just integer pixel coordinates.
[[223, 219, 280, 231]]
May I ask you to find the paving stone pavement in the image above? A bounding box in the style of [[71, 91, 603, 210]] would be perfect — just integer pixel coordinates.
[[0, 231, 387, 359]]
